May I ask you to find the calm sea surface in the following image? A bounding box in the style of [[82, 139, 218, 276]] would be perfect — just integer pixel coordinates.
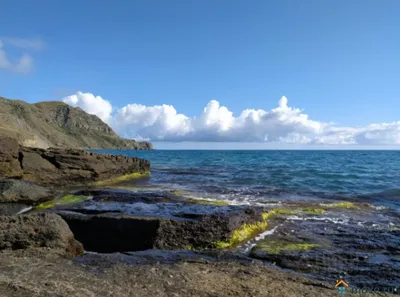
[[94, 150, 400, 210]]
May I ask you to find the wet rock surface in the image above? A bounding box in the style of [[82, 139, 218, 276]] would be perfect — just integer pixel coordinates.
[[0, 213, 83, 258], [250, 208, 400, 288], [52, 189, 267, 252]]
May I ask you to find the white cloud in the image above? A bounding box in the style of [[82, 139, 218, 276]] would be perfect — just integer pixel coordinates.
[[63, 91, 113, 123], [62, 92, 400, 145], [0, 37, 44, 51], [0, 37, 43, 74]]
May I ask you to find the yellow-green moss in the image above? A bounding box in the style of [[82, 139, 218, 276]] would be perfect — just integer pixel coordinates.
[[92, 171, 150, 186], [262, 211, 276, 221], [303, 208, 326, 214], [169, 190, 189, 196], [269, 207, 325, 215], [187, 198, 229, 206], [271, 208, 295, 215], [35, 194, 92, 210], [210, 208, 312, 250], [253, 240, 319, 254], [211, 211, 275, 249], [326, 202, 356, 209], [212, 220, 269, 249]]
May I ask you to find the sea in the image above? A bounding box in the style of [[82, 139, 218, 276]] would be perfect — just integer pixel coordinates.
[[94, 150, 400, 210]]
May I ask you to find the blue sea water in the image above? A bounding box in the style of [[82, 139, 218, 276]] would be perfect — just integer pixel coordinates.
[[94, 150, 400, 210]]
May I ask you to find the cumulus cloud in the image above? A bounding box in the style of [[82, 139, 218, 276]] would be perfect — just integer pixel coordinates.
[[0, 37, 43, 74], [0, 37, 44, 51], [62, 92, 400, 145], [63, 91, 113, 123]]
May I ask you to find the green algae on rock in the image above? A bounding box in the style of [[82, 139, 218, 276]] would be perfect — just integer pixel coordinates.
[[187, 198, 229, 206], [92, 171, 150, 186], [35, 194, 93, 210], [169, 190, 189, 196], [251, 239, 319, 255], [211, 211, 271, 249], [302, 208, 326, 214], [212, 220, 269, 249], [270, 208, 295, 215], [324, 202, 356, 209]]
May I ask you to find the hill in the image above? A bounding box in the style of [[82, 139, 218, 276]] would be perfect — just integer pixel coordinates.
[[0, 96, 152, 149]]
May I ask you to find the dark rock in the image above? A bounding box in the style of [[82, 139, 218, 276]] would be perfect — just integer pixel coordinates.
[[0, 213, 84, 258], [0, 137, 23, 178], [0, 179, 54, 205]]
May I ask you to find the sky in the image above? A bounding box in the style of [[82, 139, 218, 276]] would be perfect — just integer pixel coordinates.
[[1, 0, 400, 149]]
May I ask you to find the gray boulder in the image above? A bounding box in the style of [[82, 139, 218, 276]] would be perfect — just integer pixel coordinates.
[[0, 179, 54, 205], [0, 213, 84, 258]]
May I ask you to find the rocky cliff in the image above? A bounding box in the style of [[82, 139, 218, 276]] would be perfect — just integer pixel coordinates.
[[0, 137, 150, 188], [0, 96, 152, 149]]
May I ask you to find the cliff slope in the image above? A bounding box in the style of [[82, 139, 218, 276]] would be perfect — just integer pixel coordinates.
[[0, 96, 152, 149]]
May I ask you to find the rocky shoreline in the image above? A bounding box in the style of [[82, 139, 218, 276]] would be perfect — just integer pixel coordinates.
[[0, 137, 398, 296]]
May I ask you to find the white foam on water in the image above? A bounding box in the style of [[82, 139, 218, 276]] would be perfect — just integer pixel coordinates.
[[186, 194, 283, 207], [243, 225, 279, 253], [286, 215, 350, 225], [369, 204, 387, 210], [229, 199, 282, 207], [254, 225, 279, 241], [16, 206, 33, 215]]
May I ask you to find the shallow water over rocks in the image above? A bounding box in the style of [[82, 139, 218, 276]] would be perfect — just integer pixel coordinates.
[[249, 207, 400, 288]]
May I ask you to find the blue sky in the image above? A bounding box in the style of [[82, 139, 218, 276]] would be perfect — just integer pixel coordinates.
[[1, 0, 400, 148]]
